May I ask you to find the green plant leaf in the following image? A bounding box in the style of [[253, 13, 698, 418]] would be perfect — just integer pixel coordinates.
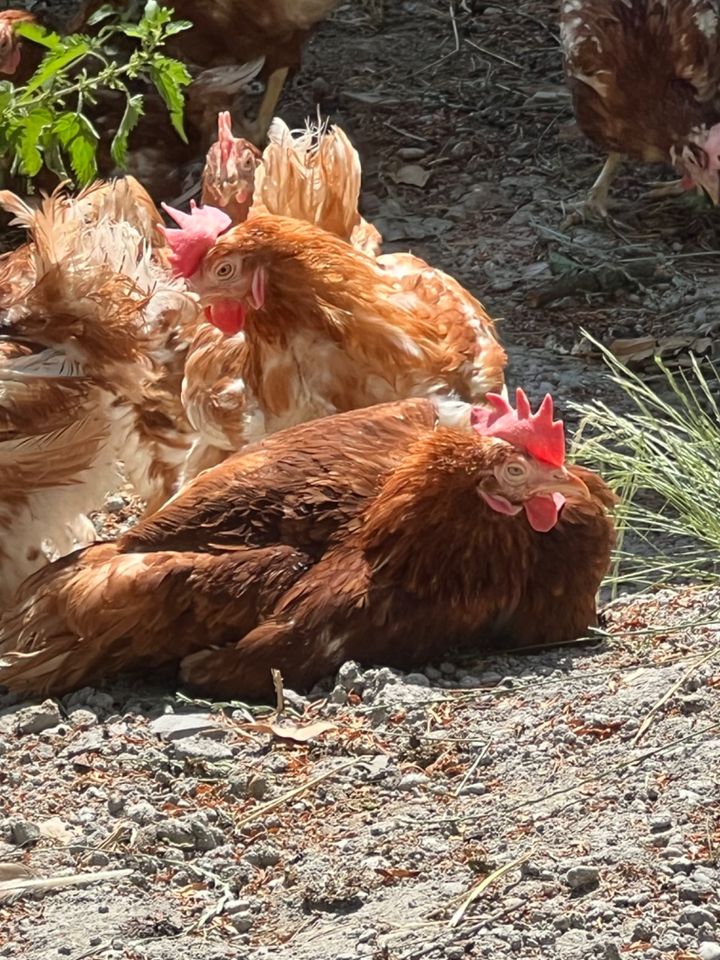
[[43, 134, 69, 181], [86, 4, 120, 25], [54, 112, 99, 185], [110, 94, 144, 167], [68, 115, 99, 185], [16, 107, 54, 177], [162, 21, 193, 37], [0, 81, 13, 115], [118, 24, 147, 39], [150, 55, 191, 142], [14, 23, 61, 50], [22, 41, 91, 96]]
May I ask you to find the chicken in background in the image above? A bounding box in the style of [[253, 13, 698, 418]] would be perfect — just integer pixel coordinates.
[[175, 117, 506, 482], [0, 391, 616, 699], [200, 111, 262, 224], [561, 0, 720, 220], [75, 0, 340, 145], [0, 182, 198, 602]]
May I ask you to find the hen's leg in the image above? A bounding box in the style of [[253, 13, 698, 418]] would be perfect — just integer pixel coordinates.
[[562, 152, 623, 226], [251, 67, 289, 145]]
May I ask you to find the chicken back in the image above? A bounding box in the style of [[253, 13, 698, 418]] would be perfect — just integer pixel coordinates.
[[0, 392, 616, 700]]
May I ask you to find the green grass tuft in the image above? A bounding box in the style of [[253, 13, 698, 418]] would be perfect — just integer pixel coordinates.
[[571, 333, 720, 595]]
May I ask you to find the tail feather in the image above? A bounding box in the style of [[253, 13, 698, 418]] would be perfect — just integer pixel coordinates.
[[251, 117, 382, 256]]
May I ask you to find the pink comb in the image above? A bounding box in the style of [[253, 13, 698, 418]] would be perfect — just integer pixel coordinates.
[[217, 111, 235, 165], [471, 388, 565, 467], [161, 200, 232, 278]]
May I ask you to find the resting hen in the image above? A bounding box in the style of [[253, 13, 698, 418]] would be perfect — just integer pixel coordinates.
[[561, 0, 720, 217], [174, 119, 506, 481], [0, 391, 616, 699], [0, 181, 197, 603]]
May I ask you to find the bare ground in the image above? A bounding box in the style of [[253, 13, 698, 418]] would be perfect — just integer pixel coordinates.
[[1, 2, 720, 959]]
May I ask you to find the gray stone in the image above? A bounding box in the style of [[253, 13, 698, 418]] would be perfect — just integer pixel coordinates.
[[245, 843, 281, 867], [229, 911, 254, 933], [150, 712, 227, 741], [699, 945, 720, 960], [397, 773, 428, 791], [16, 700, 61, 735], [337, 661, 365, 691], [125, 800, 158, 825], [404, 673, 431, 687], [681, 907, 716, 928], [648, 813, 673, 833], [9, 820, 40, 847], [170, 736, 233, 761], [565, 865, 600, 892]]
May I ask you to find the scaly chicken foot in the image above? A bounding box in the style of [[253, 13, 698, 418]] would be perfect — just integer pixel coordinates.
[[562, 152, 623, 227], [250, 66, 290, 145]]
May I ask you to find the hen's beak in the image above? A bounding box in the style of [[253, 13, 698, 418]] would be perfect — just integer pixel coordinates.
[[532, 467, 591, 502]]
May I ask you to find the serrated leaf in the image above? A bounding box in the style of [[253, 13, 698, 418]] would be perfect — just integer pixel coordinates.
[[43, 135, 69, 181], [54, 112, 80, 147], [22, 41, 90, 96], [86, 4, 120, 25], [163, 21, 193, 37], [17, 107, 53, 177], [68, 115, 99, 185], [118, 24, 147, 39], [150, 55, 190, 142], [14, 23, 61, 50], [110, 94, 143, 167]]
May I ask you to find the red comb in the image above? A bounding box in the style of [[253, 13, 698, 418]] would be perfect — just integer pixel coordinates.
[[161, 200, 232, 278], [470, 388, 566, 467], [217, 111, 235, 165]]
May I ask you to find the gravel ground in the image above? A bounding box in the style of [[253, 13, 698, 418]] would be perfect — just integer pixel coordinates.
[[0, 590, 719, 959]]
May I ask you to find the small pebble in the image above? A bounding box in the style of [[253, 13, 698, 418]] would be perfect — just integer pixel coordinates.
[[565, 865, 600, 892]]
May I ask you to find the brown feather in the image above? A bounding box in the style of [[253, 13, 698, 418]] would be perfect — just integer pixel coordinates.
[[0, 400, 615, 700]]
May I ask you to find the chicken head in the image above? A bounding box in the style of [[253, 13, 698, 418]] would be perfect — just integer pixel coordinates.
[[674, 124, 720, 205], [201, 111, 262, 224], [471, 389, 591, 532], [162, 201, 265, 337]]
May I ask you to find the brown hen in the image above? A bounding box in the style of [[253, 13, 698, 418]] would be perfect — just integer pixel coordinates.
[[0, 392, 616, 699], [562, 0, 720, 218]]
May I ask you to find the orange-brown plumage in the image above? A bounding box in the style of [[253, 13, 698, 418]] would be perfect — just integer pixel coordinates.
[[0, 396, 616, 699], [178, 119, 505, 481]]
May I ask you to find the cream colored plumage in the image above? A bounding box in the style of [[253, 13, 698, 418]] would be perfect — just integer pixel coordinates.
[[0, 181, 199, 603]]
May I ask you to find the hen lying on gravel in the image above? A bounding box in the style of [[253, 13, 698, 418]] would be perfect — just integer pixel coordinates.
[[0, 390, 616, 700]]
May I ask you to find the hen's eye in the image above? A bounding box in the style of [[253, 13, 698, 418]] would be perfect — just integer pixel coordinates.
[[214, 261, 236, 280], [505, 463, 526, 479]]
